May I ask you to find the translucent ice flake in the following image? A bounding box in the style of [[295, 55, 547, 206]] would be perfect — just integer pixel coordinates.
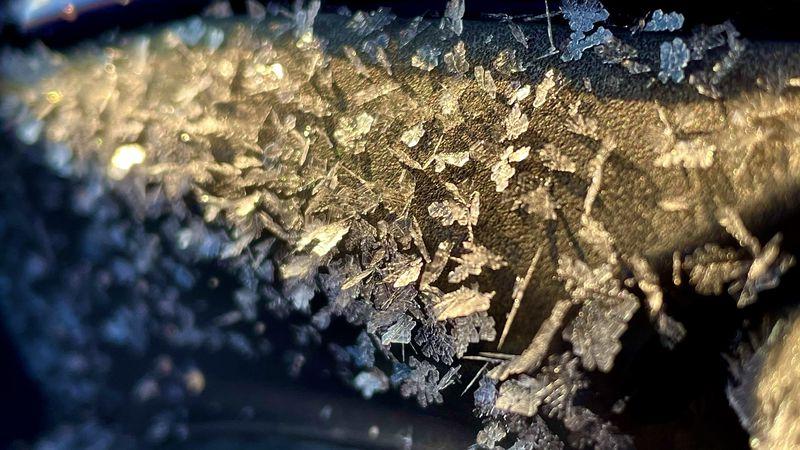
[[432, 151, 470, 173], [658, 38, 691, 83], [557, 257, 639, 372], [491, 145, 530, 192], [533, 69, 557, 108], [411, 44, 442, 72], [448, 240, 506, 283], [474, 66, 497, 98], [396, 357, 454, 407], [296, 221, 350, 256], [444, 41, 470, 75], [561, 27, 614, 62], [495, 375, 544, 416], [512, 185, 558, 221], [333, 112, 374, 153], [644, 10, 684, 32], [561, 0, 609, 34], [452, 311, 496, 357], [381, 314, 416, 345], [354, 369, 389, 399], [400, 122, 425, 147], [346, 7, 396, 36], [433, 286, 495, 320], [654, 138, 716, 169], [440, 0, 466, 36], [383, 256, 423, 288]]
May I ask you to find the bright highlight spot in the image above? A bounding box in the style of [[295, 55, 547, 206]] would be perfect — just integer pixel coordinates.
[[109, 143, 145, 179]]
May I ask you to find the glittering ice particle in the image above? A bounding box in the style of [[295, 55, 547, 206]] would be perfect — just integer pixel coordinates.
[[412, 44, 442, 72], [658, 38, 690, 83], [644, 10, 684, 32]]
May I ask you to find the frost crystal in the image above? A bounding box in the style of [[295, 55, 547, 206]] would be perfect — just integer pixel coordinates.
[[513, 185, 558, 221], [561, 0, 609, 34], [655, 138, 716, 170], [421, 241, 455, 288], [432, 151, 470, 173], [474, 66, 497, 98], [558, 258, 639, 372], [381, 313, 416, 345], [400, 122, 425, 147], [539, 143, 577, 173], [452, 311, 496, 356], [562, 27, 614, 62], [412, 44, 442, 72], [644, 10, 684, 32], [492, 145, 530, 191], [533, 69, 557, 108], [346, 7, 396, 36], [684, 244, 749, 295], [658, 38, 691, 83], [433, 286, 495, 320], [440, 0, 466, 36], [354, 369, 389, 398], [448, 240, 507, 283], [495, 375, 545, 416], [296, 221, 350, 256], [333, 112, 374, 153], [397, 357, 447, 407], [383, 256, 423, 288], [444, 41, 470, 75]]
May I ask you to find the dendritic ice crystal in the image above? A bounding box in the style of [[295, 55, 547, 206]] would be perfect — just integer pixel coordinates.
[[0, 0, 798, 448]]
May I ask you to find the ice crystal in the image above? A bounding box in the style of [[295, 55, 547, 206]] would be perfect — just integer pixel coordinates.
[[398, 16, 427, 48], [533, 69, 557, 108], [498, 246, 544, 349], [343, 46, 370, 78], [493, 48, 525, 74], [398, 356, 447, 406], [415, 320, 456, 364], [354, 369, 390, 399], [452, 311, 496, 357], [474, 66, 497, 98], [473, 377, 498, 417], [333, 112, 374, 153], [412, 44, 442, 72], [477, 420, 508, 448], [448, 241, 507, 284], [433, 285, 495, 320], [644, 10, 684, 32], [628, 255, 685, 348], [684, 244, 749, 295], [513, 185, 558, 221], [654, 138, 716, 169], [381, 313, 416, 345], [383, 256, 423, 288], [492, 145, 530, 191], [562, 27, 614, 62], [420, 241, 455, 289], [400, 122, 425, 148], [658, 38, 691, 83], [495, 375, 545, 416], [296, 221, 350, 256], [562, 0, 609, 34], [346, 7, 396, 36], [347, 331, 376, 368], [539, 143, 577, 173], [441, 0, 466, 36], [558, 258, 639, 372], [432, 151, 470, 173], [491, 299, 571, 380], [444, 41, 470, 75], [594, 36, 652, 74]]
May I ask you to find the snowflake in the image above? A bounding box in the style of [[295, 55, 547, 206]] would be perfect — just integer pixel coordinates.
[[397, 356, 446, 407], [491, 145, 530, 191], [451, 310, 496, 356], [448, 240, 506, 283]]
